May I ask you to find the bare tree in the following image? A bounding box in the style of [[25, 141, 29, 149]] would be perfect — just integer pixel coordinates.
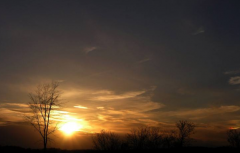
[[92, 130, 121, 151], [25, 81, 61, 152], [162, 130, 177, 148], [176, 120, 195, 148], [126, 126, 163, 150], [227, 129, 240, 148]]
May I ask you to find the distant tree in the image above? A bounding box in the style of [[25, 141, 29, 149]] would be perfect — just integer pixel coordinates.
[[92, 130, 122, 151], [162, 130, 178, 148], [175, 120, 195, 147], [25, 81, 61, 152], [227, 129, 240, 148], [126, 126, 163, 150]]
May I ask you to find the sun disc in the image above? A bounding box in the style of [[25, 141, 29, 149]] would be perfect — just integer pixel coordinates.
[[60, 121, 82, 135]]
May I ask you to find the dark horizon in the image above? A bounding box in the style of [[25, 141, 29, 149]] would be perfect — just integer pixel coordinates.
[[1, 0, 240, 150]]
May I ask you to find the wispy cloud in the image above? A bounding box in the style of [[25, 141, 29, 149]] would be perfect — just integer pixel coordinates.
[[0, 103, 28, 108], [224, 70, 240, 75], [0, 108, 25, 124], [83, 47, 97, 54], [96, 107, 104, 110], [90, 90, 145, 101], [160, 105, 240, 120], [59, 87, 163, 132], [91, 106, 162, 132], [229, 76, 240, 85], [92, 90, 112, 95], [0, 88, 191, 133], [135, 58, 151, 64], [74, 105, 88, 109], [61, 89, 87, 98], [192, 27, 205, 35]]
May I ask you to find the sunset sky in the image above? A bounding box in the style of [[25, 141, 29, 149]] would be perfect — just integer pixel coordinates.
[[1, 0, 240, 149]]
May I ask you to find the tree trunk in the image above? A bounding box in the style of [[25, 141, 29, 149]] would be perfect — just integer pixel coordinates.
[[44, 141, 47, 153]]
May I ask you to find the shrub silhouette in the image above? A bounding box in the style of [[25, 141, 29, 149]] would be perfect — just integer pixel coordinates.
[[126, 126, 163, 150], [92, 130, 122, 151], [227, 129, 240, 148], [162, 130, 178, 148]]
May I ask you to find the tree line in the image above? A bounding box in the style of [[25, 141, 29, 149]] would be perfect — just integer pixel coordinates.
[[93, 125, 240, 151], [92, 120, 195, 151]]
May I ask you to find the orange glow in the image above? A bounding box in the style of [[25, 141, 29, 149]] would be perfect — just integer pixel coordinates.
[[229, 127, 239, 130], [60, 121, 83, 136]]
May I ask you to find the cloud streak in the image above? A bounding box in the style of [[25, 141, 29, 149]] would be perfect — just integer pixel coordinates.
[[158, 105, 240, 120], [229, 76, 240, 85], [89, 90, 146, 101], [192, 27, 205, 35], [74, 105, 88, 109], [0, 103, 28, 108], [224, 70, 240, 75], [135, 58, 151, 64], [83, 47, 97, 54]]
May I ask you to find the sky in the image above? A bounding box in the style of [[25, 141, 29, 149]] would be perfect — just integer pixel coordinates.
[[1, 0, 240, 149]]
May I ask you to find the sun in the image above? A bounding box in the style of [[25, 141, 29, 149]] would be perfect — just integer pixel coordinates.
[[60, 121, 83, 135]]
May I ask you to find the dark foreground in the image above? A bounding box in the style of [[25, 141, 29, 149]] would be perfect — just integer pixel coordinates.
[[0, 146, 239, 153]]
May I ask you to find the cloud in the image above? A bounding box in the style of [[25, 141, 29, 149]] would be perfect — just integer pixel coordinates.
[[59, 87, 163, 133], [224, 70, 240, 75], [192, 27, 205, 35], [0, 108, 25, 124], [0, 103, 28, 108], [91, 106, 162, 132], [0, 87, 161, 132], [87, 91, 163, 132], [160, 105, 240, 120], [74, 105, 88, 109], [135, 58, 151, 64], [90, 90, 145, 101], [0, 102, 88, 128], [92, 90, 112, 95], [61, 89, 88, 98], [229, 76, 240, 85], [97, 107, 104, 110], [83, 47, 97, 54]]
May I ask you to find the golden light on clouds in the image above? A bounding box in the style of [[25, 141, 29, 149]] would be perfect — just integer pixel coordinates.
[[90, 90, 146, 101], [74, 105, 88, 109], [229, 127, 239, 130]]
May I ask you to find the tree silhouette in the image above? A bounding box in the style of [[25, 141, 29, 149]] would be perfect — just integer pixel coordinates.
[[176, 120, 195, 148], [92, 130, 122, 151], [25, 81, 61, 152], [162, 130, 177, 148], [126, 126, 163, 150], [227, 129, 240, 148]]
